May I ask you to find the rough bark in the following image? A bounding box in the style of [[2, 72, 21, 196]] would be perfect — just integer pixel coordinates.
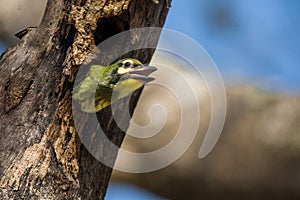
[[0, 0, 171, 199]]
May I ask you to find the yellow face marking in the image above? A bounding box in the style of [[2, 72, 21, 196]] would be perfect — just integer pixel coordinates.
[[117, 67, 133, 75]]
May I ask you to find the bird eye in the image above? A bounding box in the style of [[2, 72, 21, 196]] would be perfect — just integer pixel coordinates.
[[124, 62, 131, 67]]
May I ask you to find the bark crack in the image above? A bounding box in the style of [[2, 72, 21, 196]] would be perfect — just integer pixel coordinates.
[[4, 77, 34, 113]]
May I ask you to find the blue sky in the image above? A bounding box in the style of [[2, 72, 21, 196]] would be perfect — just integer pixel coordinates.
[[164, 0, 300, 94], [106, 182, 165, 200], [0, 41, 5, 53]]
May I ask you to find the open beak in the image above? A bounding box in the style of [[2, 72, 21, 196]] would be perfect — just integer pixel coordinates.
[[126, 65, 157, 83]]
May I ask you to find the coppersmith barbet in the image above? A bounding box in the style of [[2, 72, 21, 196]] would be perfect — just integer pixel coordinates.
[[72, 58, 157, 112]]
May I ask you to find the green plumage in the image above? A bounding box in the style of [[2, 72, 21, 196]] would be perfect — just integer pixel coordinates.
[[72, 58, 157, 112]]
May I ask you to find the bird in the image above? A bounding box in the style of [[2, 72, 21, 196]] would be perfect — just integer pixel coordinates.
[[72, 58, 157, 113]]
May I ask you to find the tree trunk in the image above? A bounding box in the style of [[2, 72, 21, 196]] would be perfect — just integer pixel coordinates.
[[0, 0, 171, 199]]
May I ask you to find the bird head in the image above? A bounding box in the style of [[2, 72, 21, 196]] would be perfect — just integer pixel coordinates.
[[104, 58, 157, 86], [72, 58, 157, 113], [102, 58, 157, 108]]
